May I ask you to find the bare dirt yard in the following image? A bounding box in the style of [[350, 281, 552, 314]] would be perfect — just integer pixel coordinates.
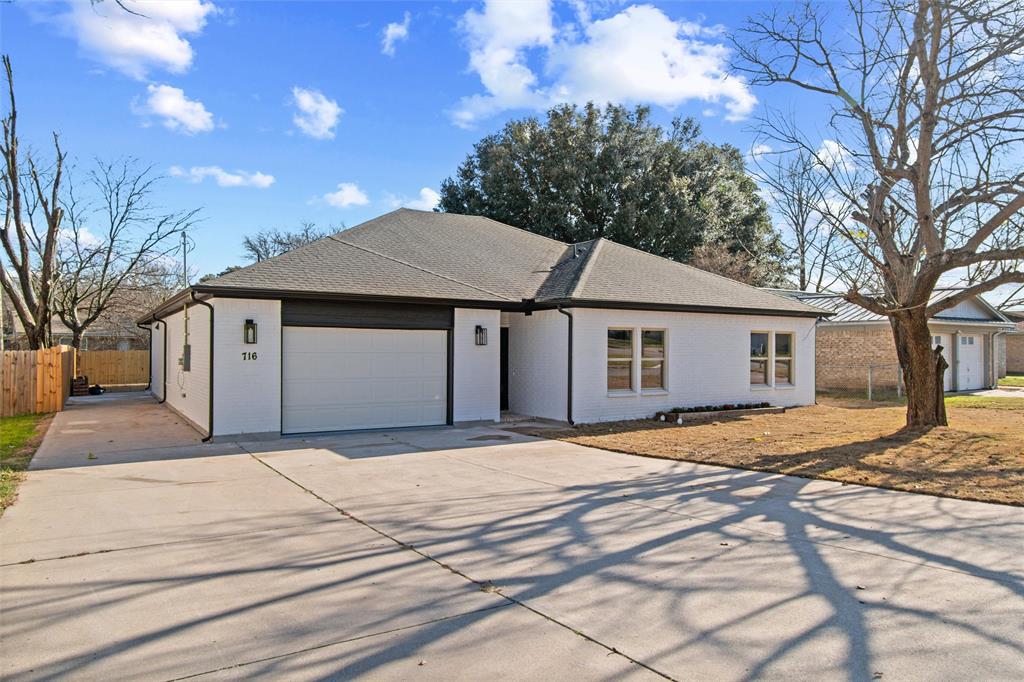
[[525, 396, 1024, 506]]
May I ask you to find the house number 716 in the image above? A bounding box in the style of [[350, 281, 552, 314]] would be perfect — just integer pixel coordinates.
[[242, 352, 258, 361]]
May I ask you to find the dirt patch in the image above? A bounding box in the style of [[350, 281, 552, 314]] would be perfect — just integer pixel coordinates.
[[523, 398, 1024, 506]]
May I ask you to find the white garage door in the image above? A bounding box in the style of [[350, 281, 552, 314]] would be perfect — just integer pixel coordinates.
[[931, 334, 953, 392], [282, 327, 447, 434], [957, 334, 984, 391]]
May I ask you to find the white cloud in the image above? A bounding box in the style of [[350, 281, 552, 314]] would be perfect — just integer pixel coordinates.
[[134, 84, 214, 134], [748, 143, 772, 161], [382, 12, 411, 56], [169, 165, 274, 188], [58, 226, 102, 248], [387, 187, 440, 211], [323, 182, 369, 208], [61, 0, 217, 79], [290, 87, 343, 140], [452, 2, 755, 128], [816, 139, 855, 172]]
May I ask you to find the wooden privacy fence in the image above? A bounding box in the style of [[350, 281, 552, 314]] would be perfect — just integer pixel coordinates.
[[78, 350, 148, 385], [1, 346, 74, 417]]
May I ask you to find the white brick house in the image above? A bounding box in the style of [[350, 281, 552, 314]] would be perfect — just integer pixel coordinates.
[[139, 210, 825, 440]]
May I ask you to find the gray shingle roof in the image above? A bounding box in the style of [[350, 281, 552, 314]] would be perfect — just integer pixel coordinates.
[[196, 209, 825, 316]]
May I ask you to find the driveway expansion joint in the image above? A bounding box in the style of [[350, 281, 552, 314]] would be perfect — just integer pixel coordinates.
[[244, 446, 678, 682]]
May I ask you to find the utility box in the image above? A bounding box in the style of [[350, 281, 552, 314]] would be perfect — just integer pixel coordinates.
[[181, 344, 191, 372]]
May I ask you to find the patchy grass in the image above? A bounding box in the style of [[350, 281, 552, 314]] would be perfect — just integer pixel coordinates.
[[998, 373, 1024, 388], [524, 397, 1024, 506], [1, 413, 51, 513]]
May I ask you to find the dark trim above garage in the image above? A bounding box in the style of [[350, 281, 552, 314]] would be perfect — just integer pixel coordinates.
[[282, 299, 454, 329]]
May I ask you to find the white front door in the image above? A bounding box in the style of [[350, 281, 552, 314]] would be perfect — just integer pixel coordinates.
[[931, 334, 953, 392], [282, 327, 447, 434], [957, 334, 983, 391]]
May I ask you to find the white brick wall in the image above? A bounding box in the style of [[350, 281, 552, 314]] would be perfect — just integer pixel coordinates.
[[213, 298, 282, 437], [160, 303, 212, 433], [452, 308, 501, 422], [507, 310, 568, 421], [570, 308, 816, 423]]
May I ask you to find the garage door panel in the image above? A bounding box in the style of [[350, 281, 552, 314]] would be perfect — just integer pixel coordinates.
[[282, 327, 447, 434]]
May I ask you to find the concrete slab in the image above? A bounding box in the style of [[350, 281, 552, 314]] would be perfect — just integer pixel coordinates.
[[2, 395, 1022, 680]]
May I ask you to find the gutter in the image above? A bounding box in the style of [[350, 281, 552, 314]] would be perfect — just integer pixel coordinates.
[[556, 306, 574, 425], [191, 291, 215, 443]]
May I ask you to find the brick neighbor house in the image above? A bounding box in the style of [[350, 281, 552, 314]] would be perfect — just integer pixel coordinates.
[[1003, 310, 1024, 374], [770, 289, 1016, 394]]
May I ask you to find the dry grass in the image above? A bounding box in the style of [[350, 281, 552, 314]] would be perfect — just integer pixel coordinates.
[[525, 397, 1024, 506]]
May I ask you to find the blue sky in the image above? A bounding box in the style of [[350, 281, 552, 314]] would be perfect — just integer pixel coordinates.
[[4, 0, 831, 278]]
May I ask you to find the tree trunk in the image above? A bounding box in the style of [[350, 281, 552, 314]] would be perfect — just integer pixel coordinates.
[[71, 329, 83, 350], [890, 309, 947, 428], [25, 323, 46, 350]]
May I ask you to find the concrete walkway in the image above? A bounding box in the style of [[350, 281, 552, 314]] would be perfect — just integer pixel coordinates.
[[2, 395, 1022, 680]]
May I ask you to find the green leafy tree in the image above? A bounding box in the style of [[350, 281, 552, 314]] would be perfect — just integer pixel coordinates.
[[438, 103, 787, 286]]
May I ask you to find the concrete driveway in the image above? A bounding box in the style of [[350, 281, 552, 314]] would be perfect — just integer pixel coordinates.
[[2, 395, 1022, 681]]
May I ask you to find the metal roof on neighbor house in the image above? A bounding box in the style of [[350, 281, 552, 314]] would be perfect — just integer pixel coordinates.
[[149, 209, 827, 319], [769, 288, 1013, 326]]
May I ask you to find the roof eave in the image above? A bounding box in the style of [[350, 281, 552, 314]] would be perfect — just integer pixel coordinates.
[[535, 298, 829, 318]]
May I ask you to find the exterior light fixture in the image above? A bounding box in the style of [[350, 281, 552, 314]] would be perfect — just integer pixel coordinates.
[[474, 325, 488, 346], [244, 319, 258, 344]]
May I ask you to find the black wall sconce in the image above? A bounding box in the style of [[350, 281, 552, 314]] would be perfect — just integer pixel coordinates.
[[474, 325, 488, 346], [244, 319, 258, 344]]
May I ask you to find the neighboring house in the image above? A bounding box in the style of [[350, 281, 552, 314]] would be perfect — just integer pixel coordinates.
[[773, 289, 1015, 393], [138, 209, 826, 440], [1003, 310, 1024, 374], [2, 296, 146, 351]]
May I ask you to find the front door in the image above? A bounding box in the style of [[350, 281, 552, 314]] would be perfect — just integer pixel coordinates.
[[500, 327, 509, 410]]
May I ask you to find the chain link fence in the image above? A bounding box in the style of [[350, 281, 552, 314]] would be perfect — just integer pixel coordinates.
[[816, 361, 904, 402]]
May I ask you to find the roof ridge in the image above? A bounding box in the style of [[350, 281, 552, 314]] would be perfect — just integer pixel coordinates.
[[325, 234, 516, 301], [473, 213, 570, 248], [568, 238, 604, 299], [594, 237, 821, 311]]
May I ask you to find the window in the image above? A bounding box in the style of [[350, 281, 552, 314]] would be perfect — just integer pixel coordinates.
[[775, 333, 794, 385], [607, 329, 633, 391], [932, 335, 942, 347], [961, 336, 975, 345], [641, 330, 665, 390], [750, 332, 770, 386]]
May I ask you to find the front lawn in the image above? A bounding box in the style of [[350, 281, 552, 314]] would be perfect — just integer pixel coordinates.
[[998, 373, 1024, 388], [1, 413, 51, 513], [525, 397, 1024, 506]]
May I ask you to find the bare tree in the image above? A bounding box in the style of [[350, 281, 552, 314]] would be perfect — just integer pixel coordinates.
[[0, 56, 65, 350], [52, 161, 198, 349], [735, 0, 1024, 427], [756, 149, 844, 291], [241, 222, 331, 262]]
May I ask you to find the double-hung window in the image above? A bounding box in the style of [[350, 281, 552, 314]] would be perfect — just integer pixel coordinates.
[[750, 331, 795, 387], [775, 333, 793, 385], [607, 329, 633, 391], [750, 332, 770, 386], [641, 330, 665, 390]]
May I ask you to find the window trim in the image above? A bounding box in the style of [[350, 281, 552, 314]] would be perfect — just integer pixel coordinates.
[[774, 331, 795, 387], [749, 330, 796, 390], [750, 330, 771, 388], [607, 327, 635, 393], [640, 328, 668, 392]]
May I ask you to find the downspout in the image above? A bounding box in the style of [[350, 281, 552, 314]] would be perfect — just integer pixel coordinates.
[[556, 306, 574, 425], [191, 291, 215, 443], [136, 321, 153, 391], [153, 313, 168, 404]]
